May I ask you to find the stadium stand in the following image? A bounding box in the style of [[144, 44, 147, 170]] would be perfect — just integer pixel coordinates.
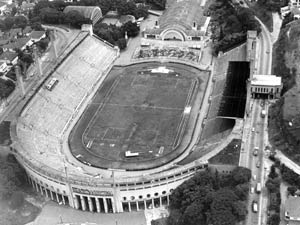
[[16, 33, 119, 176]]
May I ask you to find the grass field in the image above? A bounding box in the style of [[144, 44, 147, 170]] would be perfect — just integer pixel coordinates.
[[82, 67, 197, 161], [69, 62, 209, 169]]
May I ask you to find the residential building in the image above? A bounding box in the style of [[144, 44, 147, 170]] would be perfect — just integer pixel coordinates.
[[2, 37, 31, 51], [30, 30, 46, 43], [250, 75, 282, 99], [9, 28, 23, 39], [0, 61, 8, 73], [23, 26, 32, 36], [285, 196, 300, 222], [290, 0, 300, 8], [0, 51, 18, 65]]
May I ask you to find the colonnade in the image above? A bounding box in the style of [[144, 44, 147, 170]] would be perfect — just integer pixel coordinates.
[[27, 175, 171, 213], [28, 176, 69, 206], [73, 194, 114, 213], [122, 195, 170, 212]]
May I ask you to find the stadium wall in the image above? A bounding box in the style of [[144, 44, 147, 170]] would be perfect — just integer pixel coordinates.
[[13, 147, 208, 213]]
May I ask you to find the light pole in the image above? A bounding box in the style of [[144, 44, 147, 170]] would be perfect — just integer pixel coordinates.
[[59, 139, 75, 208]]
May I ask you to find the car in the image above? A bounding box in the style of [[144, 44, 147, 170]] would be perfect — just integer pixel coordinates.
[[252, 127, 255, 132], [250, 187, 255, 193], [252, 200, 258, 213], [253, 175, 257, 180], [256, 161, 261, 168], [253, 149, 258, 156]]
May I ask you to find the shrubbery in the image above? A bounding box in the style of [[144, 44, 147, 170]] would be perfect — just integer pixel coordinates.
[[209, 0, 261, 55], [0, 78, 15, 100], [167, 167, 251, 225]]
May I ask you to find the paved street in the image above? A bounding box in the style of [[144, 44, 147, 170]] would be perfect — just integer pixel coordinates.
[[27, 202, 146, 225]]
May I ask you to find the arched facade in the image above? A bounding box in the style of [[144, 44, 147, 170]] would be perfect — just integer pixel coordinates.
[[63, 6, 102, 25], [161, 29, 186, 41]]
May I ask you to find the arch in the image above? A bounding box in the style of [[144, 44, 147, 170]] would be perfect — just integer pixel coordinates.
[[64, 6, 103, 25], [161, 29, 186, 41]]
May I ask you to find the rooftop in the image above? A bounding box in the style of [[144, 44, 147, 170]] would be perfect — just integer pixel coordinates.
[[286, 197, 300, 220], [158, 0, 207, 31], [251, 75, 282, 86], [0, 51, 18, 61], [2, 37, 30, 49], [30, 30, 45, 40]]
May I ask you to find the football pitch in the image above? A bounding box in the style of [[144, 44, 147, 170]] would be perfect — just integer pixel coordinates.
[[69, 62, 208, 170]]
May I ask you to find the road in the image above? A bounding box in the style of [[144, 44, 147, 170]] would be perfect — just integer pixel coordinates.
[[0, 27, 78, 123], [238, 10, 273, 225]]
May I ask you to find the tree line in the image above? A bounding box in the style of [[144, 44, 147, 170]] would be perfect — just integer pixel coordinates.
[[209, 0, 261, 55], [167, 167, 251, 225]]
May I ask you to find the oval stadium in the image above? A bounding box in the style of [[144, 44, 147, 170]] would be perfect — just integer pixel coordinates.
[[9, 23, 252, 213]]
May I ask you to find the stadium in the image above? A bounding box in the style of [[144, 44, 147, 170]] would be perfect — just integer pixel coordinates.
[[9, 22, 254, 213]]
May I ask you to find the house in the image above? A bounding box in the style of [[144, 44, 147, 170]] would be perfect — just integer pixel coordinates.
[[9, 28, 23, 39], [30, 30, 46, 43], [0, 61, 8, 73], [0, 51, 18, 65], [285, 196, 300, 223], [23, 26, 32, 36], [20, 1, 35, 13], [2, 37, 31, 51], [0, 2, 7, 15], [0, 39, 9, 47]]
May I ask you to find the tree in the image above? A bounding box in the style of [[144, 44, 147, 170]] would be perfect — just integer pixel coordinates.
[[4, 17, 14, 30], [287, 186, 298, 196], [36, 38, 50, 51], [234, 183, 249, 200], [231, 167, 252, 185], [31, 22, 44, 31], [116, 1, 136, 16], [122, 21, 140, 37], [14, 16, 28, 29], [133, 5, 149, 19], [11, 6, 17, 16], [266, 177, 280, 193], [182, 202, 206, 225], [146, 0, 166, 10], [268, 165, 278, 179], [0, 79, 15, 99], [65, 10, 91, 28], [268, 213, 280, 225], [232, 201, 247, 221], [0, 154, 27, 199], [116, 38, 127, 50]]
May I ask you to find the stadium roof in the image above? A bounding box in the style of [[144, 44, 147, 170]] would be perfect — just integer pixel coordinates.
[[251, 75, 282, 86], [63, 6, 102, 21], [158, 0, 207, 31]]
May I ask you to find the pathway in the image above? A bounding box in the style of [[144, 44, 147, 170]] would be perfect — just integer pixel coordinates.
[[27, 202, 146, 225]]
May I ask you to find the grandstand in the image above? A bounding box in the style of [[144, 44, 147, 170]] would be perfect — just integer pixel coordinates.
[[15, 33, 119, 176]]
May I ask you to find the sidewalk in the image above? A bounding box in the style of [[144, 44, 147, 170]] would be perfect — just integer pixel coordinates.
[[28, 202, 146, 225]]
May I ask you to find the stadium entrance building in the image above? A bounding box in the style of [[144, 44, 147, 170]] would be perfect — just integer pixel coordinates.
[[250, 75, 282, 99], [143, 0, 210, 43]]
